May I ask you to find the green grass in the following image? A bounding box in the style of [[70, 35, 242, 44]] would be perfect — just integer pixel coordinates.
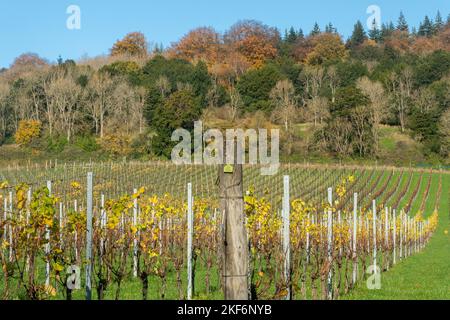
[[343, 174, 450, 300]]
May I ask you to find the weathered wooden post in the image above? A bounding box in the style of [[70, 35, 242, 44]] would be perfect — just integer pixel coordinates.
[[86, 172, 93, 300], [219, 148, 248, 300], [282, 176, 291, 300], [187, 183, 193, 300]]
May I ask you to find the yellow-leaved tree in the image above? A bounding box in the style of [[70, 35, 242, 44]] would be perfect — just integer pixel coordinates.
[[15, 120, 42, 146]]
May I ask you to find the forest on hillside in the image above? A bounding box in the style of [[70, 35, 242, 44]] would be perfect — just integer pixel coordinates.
[[0, 12, 449, 164]]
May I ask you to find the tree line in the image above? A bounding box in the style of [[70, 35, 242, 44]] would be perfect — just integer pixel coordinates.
[[0, 12, 449, 161]]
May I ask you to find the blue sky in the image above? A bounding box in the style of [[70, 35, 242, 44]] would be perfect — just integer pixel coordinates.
[[1, 0, 449, 68]]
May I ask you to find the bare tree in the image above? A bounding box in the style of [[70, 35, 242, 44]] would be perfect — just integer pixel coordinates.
[[156, 75, 171, 98], [357, 76, 388, 154], [387, 68, 413, 132], [107, 81, 142, 136], [206, 81, 221, 109], [132, 86, 147, 135], [228, 86, 243, 122], [307, 96, 329, 127], [439, 108, 450, 157], [351, 106, 372, 157], [270, 79, 297, 131], [300, 65, 325, 104], [0, 81, 11, 141], [85, 73, 114, 137], [326, 66, 340, 103], [44, 71, 82, 142], [412, 87, 438, 114], [323, 119, 353, 156], [28, 74, 46, 120]]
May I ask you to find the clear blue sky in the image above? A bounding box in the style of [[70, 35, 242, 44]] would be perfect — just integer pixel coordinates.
[[1, 0, 449, 68]]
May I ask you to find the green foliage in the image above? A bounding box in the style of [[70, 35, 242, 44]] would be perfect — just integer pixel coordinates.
[[142, 56, 210, 95], [151, 89, 202, 157], [74, 135, 99, 152], [44, 135, 68, 153], [397, 12, 409, 32], [414, 51, 450, 87], [191, 61, 212, 107], [335, 61, 368, 87], [130, 130, 155, 158], [330, 86, 370, 118], [322, 86, 374, 156], [418, 16, 434, 37], [237, 64, 284, 113], [348, 21, 367, 48]]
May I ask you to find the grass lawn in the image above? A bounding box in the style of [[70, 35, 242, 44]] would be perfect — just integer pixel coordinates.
[[343, 173, 450, 300]]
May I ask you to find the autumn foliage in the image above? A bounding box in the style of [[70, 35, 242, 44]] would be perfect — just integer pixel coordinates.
[[15, 120, 42, 146], [111, 32, 148, 58], [98, 133, 132, 156]]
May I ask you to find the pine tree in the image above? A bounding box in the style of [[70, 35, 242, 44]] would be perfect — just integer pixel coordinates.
[[325, 22, 336, 33], [418, 15, 434, 37], [368, 18, 381, 42], [380, 22, 395, 41], [310, 22, 321, 36], [349, 20, 367, 47], [434, 11, 444, 31], [388, 22, 395, 31], [297, 28, 304, 40], [286, 27, 298, 43], [380, 23, 390, 41], [397, 11, 409, 32]]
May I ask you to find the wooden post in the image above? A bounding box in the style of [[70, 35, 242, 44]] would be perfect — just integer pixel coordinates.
[[372, 200, 377, 274], [282, 176, 291, 300], [219, 150, 248, 300], [187, 183, 193, 300], [352, 193, 358, 285], [133, 189, 138, 278], [100, 194, 106, 257], [3, 198, 7, 243], [74, 199, 78, 262], [306, 213, 310, 264], [326, 188, 333, 300], [385, 207, 389, 248], [45, 181, 51, 287], [393, 210, 396, 265], [8, 191, 12, 262], [59, 202, 63, 249], [399, 212, 403, 260], [86, 172, 93, 300]]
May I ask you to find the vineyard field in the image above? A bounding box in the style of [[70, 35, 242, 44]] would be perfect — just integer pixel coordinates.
[[0, 162, 448, 300]]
